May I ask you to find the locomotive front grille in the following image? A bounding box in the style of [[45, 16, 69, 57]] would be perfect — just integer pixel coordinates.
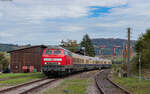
[[46, 62, 59, 65]]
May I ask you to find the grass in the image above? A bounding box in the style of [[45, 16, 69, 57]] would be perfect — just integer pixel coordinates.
[[112, 55, 150, 94], [0, 72, 43, 79], [113, 57, 124, 62], [0, 72, 45, 87], [43, 73, 94, 94], [113, 76, 150, 94], [112, 63, 150, 94], [44, 78, 89, 94]]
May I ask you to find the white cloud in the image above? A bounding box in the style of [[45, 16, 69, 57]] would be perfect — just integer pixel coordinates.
[[0, 0, 150, 45], [0, 12, 3, 18], [0, 0, 128, 21], [0, 32, 13, 37], [96, 21, 128, 27], [80, 0, 127, 7], [60, 25, 85, 32]]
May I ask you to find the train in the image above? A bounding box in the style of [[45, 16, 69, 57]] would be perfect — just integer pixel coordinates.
[[42, 47, 112, 77]]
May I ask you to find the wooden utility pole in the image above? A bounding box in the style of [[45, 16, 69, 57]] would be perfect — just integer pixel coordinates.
[[127, 28, 131, 77], [139, 54, 141, 82], [123, 43, 126, 64]]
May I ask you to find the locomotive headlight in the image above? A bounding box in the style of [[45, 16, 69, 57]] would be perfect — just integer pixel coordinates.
[[44, 58, 52, 61], [44, 58, 62, 61], [45, 62, 47, 64], [58, 62, 61, 65]]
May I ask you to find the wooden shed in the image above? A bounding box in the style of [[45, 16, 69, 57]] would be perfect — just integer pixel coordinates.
[[8, 45, 47, 73]]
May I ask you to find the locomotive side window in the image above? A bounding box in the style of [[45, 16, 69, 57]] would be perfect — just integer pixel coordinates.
[[64, 51, 67, 55], [68, 52, 72, 56], [64, 50, 72, 56], [54, 50, 61, 55], [45, 50, 52, 55]]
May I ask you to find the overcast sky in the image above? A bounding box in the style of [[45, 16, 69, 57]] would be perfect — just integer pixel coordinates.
[[0, 0, 149, 45]]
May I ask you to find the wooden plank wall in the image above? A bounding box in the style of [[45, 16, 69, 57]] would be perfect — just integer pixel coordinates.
[[10, 46, 45, 73]]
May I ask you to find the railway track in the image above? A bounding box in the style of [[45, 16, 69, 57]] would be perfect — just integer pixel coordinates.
[[95, 70, 131, 94], [0, 71, 93, 94], [0, 78, 57, 94]]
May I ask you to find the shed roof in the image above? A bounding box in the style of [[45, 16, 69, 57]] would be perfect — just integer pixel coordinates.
[[8, 45, 47, 53]]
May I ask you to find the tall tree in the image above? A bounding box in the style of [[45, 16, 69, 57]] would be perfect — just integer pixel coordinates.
[[80, 34, 95, 57], [135, 29, 150, 68]]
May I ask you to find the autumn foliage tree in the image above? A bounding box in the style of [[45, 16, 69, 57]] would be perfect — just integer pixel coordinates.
[[60, 40, 79, 52], [0, 52, 9, 72]]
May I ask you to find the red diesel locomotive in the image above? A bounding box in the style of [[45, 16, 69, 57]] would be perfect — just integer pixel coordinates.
[[42, 47, 112, 77], [42, 48, 74, 76]]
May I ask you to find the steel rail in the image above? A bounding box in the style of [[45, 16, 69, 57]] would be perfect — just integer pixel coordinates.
[[20, 79, 57, 94], [106, 77, 131, 94], [95, 74, 106, 94], [0, 78, 48, 94], [95, 70, 132, 94]]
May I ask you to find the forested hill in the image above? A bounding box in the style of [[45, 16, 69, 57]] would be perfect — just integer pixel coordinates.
[[0, 44, 19, 52], [0, 38, 136, 53], [0, 44, 31, 52], [92, 38, 136, 49], [91, 38, 136, 55]]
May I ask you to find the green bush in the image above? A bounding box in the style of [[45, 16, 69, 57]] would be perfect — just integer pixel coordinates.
[[0, 52, 10, 71]]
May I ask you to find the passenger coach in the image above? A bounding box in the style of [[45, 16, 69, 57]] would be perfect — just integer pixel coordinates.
[[42, 47, 112, 77]]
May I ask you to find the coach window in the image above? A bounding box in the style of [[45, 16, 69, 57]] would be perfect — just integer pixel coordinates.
[[74, 58, 76, 62], [64, 51, 67, 55], [75, 58, 77, 62], [104, 61, 106, 64], [86, 60, 88, 63], [68, 52, 72, 56], [73, 58, 75, 62], [82, 59, 84, 63], [96, 61, 98, 64]]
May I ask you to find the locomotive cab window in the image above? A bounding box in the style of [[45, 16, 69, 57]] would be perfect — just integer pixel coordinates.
[[68, 52, 72, 56], [54, 50, 61, 55], [45, 50, 52, 55]]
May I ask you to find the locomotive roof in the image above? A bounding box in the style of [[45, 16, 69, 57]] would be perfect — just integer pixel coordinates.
[[46, 46, 71, 52]]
